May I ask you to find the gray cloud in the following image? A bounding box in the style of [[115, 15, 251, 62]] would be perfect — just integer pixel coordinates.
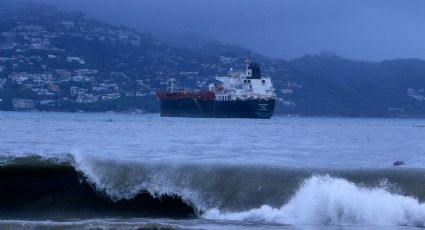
[[26, 0, 425, 61]]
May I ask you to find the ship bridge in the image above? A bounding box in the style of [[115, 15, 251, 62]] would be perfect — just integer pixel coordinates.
[[214, 62, 276, 101]]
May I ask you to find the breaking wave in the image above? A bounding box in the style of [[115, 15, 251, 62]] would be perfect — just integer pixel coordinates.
[[2, 153, 425, 227], [0, 154, 195, 218], [204, 176, 425, 227]]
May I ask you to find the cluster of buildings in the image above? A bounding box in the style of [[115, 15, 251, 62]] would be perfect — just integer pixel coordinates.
[[0, 4, 299, 111], [2, 66, 155, 109]]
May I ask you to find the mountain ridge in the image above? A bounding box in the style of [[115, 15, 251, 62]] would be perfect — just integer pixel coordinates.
[[1, 2, 425, 117]]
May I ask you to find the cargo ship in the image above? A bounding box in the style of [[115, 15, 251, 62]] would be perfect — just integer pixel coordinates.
[[156, 61, 276, 119]]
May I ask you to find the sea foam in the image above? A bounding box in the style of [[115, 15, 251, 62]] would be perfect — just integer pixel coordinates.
[[204, 175, 425, 226]]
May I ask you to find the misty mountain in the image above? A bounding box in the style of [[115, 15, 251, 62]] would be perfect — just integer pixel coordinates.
[[0, 2, 286, 112], [0, 2, 425, 117], [287, 55, 425, 117], [26, 0, 425, 61]]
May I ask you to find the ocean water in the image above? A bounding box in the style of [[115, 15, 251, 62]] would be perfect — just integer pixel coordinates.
[[1, 111, 425, 229]]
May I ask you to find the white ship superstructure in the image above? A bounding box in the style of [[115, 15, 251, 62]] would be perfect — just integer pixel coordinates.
[[212, 62, 276, 101]]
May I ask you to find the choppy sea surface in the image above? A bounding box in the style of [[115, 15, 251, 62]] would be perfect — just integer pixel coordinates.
[[1, 111, 425, 230]]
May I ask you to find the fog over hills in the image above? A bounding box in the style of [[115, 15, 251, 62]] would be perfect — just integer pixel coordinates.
[[26, 0, 425, 61], [1, 2, 425, 117]]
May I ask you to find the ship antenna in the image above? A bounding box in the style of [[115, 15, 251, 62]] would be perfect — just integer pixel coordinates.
[[245, 52, 252, 68]]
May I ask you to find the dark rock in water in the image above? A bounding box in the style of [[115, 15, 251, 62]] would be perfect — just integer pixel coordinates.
[[393, 161, 405, 166]]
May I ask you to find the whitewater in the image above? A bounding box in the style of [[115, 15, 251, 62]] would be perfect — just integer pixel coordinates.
[[1, 111, 425, 229]]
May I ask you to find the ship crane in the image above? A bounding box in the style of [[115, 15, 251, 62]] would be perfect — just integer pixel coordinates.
[[167, 78, 176, 93]]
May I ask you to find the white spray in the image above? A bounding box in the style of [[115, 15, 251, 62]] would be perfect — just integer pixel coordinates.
[[204, 175, 425, 227]]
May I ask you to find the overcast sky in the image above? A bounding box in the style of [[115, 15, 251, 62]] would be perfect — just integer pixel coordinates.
[[27, 0, 425, 61]]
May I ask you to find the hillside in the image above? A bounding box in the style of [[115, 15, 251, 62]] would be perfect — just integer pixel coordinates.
[[0, 2, 289, 113], [1, 2, 425, 117], [287, 55, 425, 117]]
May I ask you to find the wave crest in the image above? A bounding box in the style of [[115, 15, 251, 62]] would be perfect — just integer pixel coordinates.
[[204, 175, 425, 226], [0, 153, 195, 218]]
